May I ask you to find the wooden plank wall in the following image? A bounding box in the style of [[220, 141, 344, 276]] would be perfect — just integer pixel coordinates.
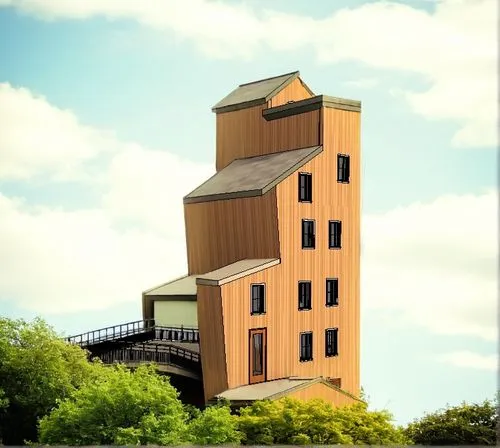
[[215, 106, 320, 171], [184, 191, 280, 275], [218, 106, 361, 398], [268, 78, 313, 108], [196, 284, 228, 401], [287, 382, 360, 407]]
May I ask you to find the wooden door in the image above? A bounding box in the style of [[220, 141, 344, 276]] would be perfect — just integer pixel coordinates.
[[249, 328, 267, 384]]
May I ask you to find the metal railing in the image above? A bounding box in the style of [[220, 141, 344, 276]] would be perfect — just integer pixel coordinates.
[[66, 320, 200, 346], [154, 326, 200, 343], [66, 319, 155, 346], [97, 344, 200, 371]]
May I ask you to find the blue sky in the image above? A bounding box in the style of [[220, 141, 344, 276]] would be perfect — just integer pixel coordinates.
[[0, 0, 497, 426]]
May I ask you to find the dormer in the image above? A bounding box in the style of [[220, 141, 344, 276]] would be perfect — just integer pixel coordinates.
[[212, 70, 314, 114], [211, 71, 316, 171]]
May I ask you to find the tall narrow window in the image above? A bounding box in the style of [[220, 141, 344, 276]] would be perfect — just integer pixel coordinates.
[[326, 278, 339, 307], [328, 220, 342, 249], [252, 333, 263, 375], [302, 219, 315, 249], [298, 281, 312, 311], [251, 284, 265, 315], [300, 332, 313, 362], [298, 173, 312, 202], [325, 328, 338, 357], [337, 154, 350, 183]]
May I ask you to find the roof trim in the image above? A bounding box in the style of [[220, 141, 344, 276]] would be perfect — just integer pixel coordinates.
[[269, 377, 365, 403], [142, 274, 191, 295], [196, 258, 280, 286], [210, 376, 365, 405], [263, 95, 362, 121], [183, 145, 323, 205], [212, 71, 303, 114]]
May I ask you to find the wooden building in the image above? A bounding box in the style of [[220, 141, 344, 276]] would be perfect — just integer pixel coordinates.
[[142, 71, 363, 406]]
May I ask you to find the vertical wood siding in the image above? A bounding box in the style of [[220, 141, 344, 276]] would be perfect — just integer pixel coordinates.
[[268, 78, 313, 108], [197, 284, 228, 401], [215, 107, 320, 171], [287, 382, 360, 406], [217, 106, 361, 398], [184, 191, 280, 276]]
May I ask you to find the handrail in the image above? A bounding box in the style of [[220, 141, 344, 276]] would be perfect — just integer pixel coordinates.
[[66, 319, 155, 346], [97, 344, 201, 369], [66, 320, 200, 346]]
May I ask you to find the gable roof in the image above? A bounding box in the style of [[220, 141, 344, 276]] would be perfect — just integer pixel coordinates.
[[212, 377, 365, 404], [196, 258, 280, 286], [143, 275, 198, 296], [211, 71, 314, 114], [183, 145, 322, 204]]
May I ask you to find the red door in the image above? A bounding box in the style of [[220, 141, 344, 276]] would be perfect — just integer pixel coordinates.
[[249, 328, 267, 384]]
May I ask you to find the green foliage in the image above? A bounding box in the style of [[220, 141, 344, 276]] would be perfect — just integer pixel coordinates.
[[404, 399, 499, 445], [237, 397, 406, 445], [0, 317, 96, 444], [38, 364, 189, 445], [188, 402, 242, 445]]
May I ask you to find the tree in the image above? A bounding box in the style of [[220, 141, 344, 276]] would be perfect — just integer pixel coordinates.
[[237, 397, 407, 445], [38, 364, 189, 445], [188, 400, 242, 445], [0, 317, 97, 445], [404, 399, 499, 445]]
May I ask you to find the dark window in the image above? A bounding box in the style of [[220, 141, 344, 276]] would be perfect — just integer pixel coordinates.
[[302, 219, 315, 249], [300, 332, 313, 362], [251, 284, 265, 315], [252, 333, 263, 375], [298, 173, 312, 202], [328, 220, 342, 249], [298, 281, 312, 310], [325, 328, 338, 357], [326, 278, 339, 307], [337, 154, 350, 183]]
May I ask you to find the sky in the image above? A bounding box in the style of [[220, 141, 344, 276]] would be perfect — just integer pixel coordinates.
[[0, 0, 497, 426]]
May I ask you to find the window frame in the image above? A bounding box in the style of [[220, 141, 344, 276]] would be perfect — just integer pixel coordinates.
[[325, 328, 339, 357], [250, 283, 266, 316], [298, 281, 312, 311], [298, 172, 313, 203], [328, 220, 342, 249], [302, 219, 316, 249], [300, 331, 313, 362], [337, 154, 350, 184], [325, 278, 339, 307]]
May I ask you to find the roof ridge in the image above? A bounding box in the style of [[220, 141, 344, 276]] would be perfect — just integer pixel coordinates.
[[238, 70, 299, 87]]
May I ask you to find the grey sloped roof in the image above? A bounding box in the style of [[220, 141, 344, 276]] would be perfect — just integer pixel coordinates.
[[212, 71, 314, 113], [196, 258, 280, 286], [215, 378, 314, 401], [143, 275, 197, 296], [183, 145, 323, 204]]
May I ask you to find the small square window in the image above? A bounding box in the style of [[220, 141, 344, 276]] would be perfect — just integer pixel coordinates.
[[298, 172, 312, 202], [300, 331, 313, 362], [328, 220, 342, 249], [302, 219, 316, 249], [250, 284, 265, 315], [325, 328, 338, 357], [298, 281, 312, 311], [326, 278, 339, 307], [337, 154, 350, 183]]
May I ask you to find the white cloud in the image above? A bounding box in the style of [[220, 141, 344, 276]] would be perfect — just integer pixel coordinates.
[[1, 0, 497, 148], [0, 84, 212, 314], [362, 190, 498, 342], [0, 83, 118, 181], [438, 351, 498, 371]]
